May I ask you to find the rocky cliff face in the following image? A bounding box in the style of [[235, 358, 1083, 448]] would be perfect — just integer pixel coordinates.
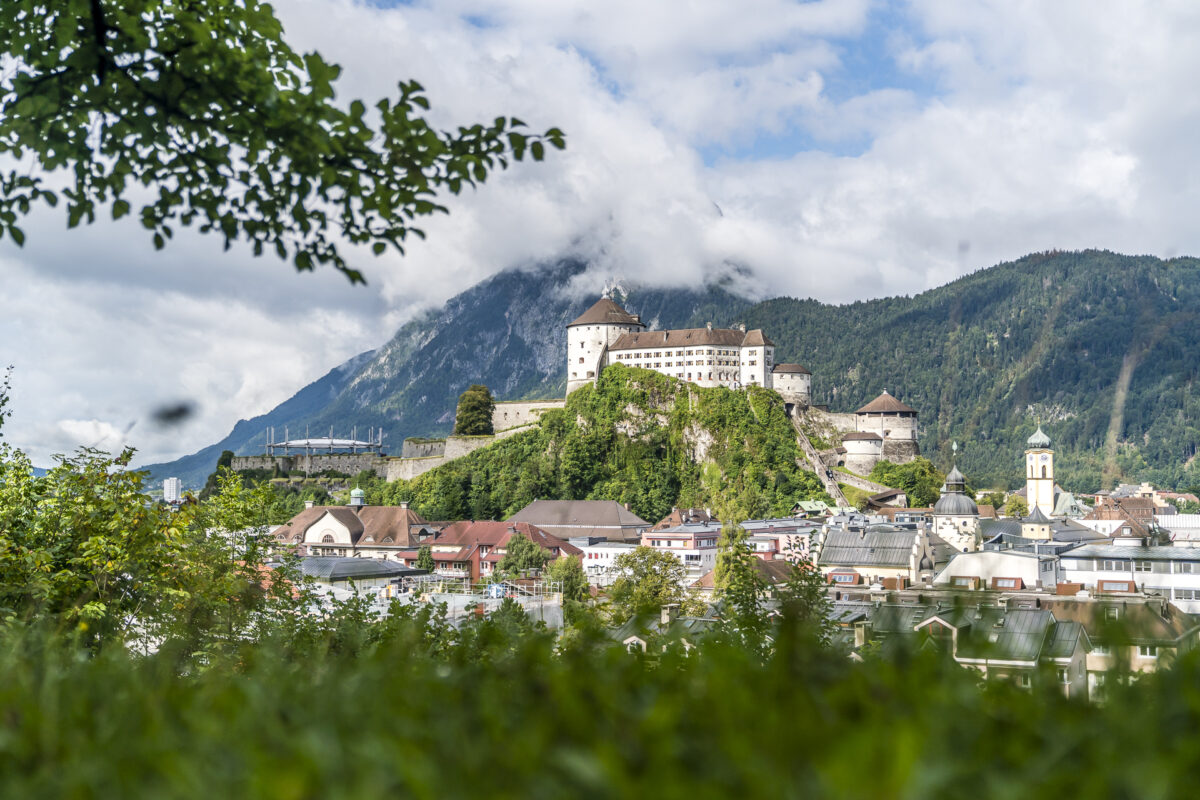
[[144, 259, 755, 486]]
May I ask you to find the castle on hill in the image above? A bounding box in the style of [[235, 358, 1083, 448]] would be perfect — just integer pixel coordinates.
[[566, 297, 811, 402]]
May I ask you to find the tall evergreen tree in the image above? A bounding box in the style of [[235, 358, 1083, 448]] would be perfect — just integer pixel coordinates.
[[454, 385, 495, 436]]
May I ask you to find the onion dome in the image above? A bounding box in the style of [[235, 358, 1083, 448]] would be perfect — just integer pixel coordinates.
[[1027, 427, 1051, 448], [933, 492, 979, 516]]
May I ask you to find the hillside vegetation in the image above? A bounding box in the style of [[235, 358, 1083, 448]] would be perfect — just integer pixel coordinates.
[[367, 365, 830, 523], [752, 250, 1200, 492], [150, 250, 1200, 493]]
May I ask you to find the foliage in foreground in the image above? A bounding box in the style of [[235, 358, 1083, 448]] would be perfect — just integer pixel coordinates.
[[0, 0, 564, 282], [368, 365, 831, 522], [4, 616, 1200, 798]]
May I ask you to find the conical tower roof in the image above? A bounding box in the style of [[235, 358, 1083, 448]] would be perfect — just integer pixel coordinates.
[[567, 298, 643, 328], [1024, 506, 1051, 524]]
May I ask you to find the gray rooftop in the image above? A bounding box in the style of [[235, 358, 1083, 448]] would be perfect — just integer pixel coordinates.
[[296, 556, 425, 582], [820, 528, 917, 568], [1062, 544, 1200, 561]]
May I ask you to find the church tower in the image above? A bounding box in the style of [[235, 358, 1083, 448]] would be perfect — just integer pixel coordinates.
[[1025, 427, 1055, 516]]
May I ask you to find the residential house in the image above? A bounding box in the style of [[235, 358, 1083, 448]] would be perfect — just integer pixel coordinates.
[[401, 521, 581, 582], [932, 549, 1059, 591], [642, 522, 722, 584], [1059, 544, 1200, 613], [272, 499, 437, 559]]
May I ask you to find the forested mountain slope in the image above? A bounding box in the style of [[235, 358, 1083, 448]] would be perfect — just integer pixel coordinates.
[[754, 250, 1200, 491]]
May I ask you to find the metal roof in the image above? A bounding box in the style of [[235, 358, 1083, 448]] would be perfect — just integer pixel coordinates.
[[1063, 544, 1200, 561], [819, 528, 917, 568], [1042, 621, 1086, 660], [950, 607, 1054, 663], [296, 556, 425, 582]]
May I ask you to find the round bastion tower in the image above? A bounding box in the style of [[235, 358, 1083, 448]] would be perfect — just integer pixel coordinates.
[[566, 298, 646, 394]]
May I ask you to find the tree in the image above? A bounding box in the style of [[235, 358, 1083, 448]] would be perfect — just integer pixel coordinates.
[[454, 385, 495, 436], [0, 1, 564, 282], [545, 554, 587, 603], [416, 545, 435, 573], [1005, 496, 1030, 517], [981, 492, 1008, 510], [607, 546, 691, 624], [495, 532, 550, 577], [869, 458, 945, 508]]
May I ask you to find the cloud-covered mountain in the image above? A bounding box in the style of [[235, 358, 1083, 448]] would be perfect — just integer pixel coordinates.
[[143, 260, 755, 486]]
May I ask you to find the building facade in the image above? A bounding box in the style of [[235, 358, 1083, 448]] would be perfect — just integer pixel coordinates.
[[1025, 427, 1056, 516], [567, 297, 777, 394]]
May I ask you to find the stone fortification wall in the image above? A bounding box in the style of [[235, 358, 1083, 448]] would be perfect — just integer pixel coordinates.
[[386, 455, 446, 482], [843, 443, 883, 477], [857, 413, 918, 440], [231, 453, 389, 477], [384, 426, 531, 482], [809, 409, 857, 434], [401, 438, 446, 459], [492, 400, 566, 431], [882, 439, 920, 464], [231, 455, 284, 472]]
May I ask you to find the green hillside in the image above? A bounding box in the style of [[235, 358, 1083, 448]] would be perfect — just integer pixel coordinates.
[[750, 250, 1200, 492], [367, 365, 831, 523], [151, 250, 1200, 493]]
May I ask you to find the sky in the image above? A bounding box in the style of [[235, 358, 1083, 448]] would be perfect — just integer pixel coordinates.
[[4, 0, 1200, 467]]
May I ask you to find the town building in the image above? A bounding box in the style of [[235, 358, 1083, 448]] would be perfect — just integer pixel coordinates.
[[406, 521, 581, 582], [931, 466, 980, 553], [163, 476, 183, 504], [575, 539, 638, 586], [817, 526, 954, 586], [507, 499, 650, 542], [566, 297, 777, 394], [931, 549, 1059, 591], [1059, 544, 1200, 613], [271, 496, 437, 559], [641, 521, 722, 584], [650, 507, 717, 531]]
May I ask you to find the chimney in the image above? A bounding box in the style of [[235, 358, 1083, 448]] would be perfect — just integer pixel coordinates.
[[400, 501, 409, 510], [854, 621, 872, 649], [304, 500, 314, 509], [706, 321, 712, 331], [661, 603, 679, 627]]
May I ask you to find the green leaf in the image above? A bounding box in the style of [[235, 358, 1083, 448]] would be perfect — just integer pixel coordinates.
[[112, 200, 130, 220]]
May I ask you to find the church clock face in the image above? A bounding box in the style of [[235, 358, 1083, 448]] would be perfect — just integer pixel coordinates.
[[1039, 454, 1049, 463]]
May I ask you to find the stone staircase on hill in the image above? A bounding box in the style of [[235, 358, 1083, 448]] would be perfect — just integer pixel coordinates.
[[789, 409, 849, 507]]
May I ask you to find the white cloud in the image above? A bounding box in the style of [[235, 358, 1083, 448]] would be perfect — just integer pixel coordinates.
[[5, 0, 1200, 465]]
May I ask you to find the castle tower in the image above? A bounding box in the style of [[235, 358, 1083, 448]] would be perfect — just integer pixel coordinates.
[[1025, 427, 1055, 516], [566, 298, 645, 394], [853, 390, 920, 467]]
